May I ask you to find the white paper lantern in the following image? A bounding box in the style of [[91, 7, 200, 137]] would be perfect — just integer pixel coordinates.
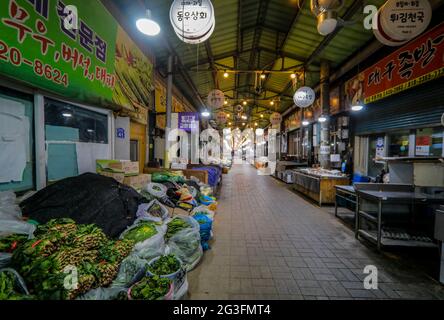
[[270, 112, 282, 125], [216, 111, 228, 124], [170, 0, 215, 44], [207, 89, 225, 109], [379, 0, 431, 42], [293, 87, 315, 108]]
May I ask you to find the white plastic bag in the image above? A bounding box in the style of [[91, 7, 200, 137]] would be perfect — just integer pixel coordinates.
[[111, 254, 150, 289], [0, 220, 35, 238], [0, 191, 16, 204], [165, 215, 203, 272], [0, 204, 22, 221], [145, 183, 167, 198], [0, 253, 12, 268], [76, 287, 127, 300], [120, 221, 166, 261], [136, 200, 169, 223]]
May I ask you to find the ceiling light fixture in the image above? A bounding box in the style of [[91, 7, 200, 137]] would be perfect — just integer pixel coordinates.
[[201, 109, 210, 117], [270, 101, 274, 106], [351, 100, 364, 112], [136, 9, 161, 36], [243, 101, 247, 106], [223, 71, 229, 78], [260, 73, 266, 79], [318, 115, 328, 123], [302, 120, 310, 126], [260, 114, 264, 118], [224, 100, 228, 105], [290, 73, 297, 79]]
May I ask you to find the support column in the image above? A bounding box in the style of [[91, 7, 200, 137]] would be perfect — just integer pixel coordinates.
[[164, 55, 173, 168], [320, 59, 331, 169]]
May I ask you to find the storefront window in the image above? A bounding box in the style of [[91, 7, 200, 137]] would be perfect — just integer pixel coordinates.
[[388, 130, 410, 157], [44, 98, 110, 182], [415, 128, 443, 157], [0, 87, 34, 192]]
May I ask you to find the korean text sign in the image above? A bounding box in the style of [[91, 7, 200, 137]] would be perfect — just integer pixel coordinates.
[[345, 22, 444, 106]]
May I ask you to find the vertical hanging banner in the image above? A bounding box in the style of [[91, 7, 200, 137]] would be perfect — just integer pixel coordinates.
[[345, 22, 444, 106], [0, 0, 153, 123]]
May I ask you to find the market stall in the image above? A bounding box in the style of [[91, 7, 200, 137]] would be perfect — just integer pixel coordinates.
[[292, 168, 350, 206]]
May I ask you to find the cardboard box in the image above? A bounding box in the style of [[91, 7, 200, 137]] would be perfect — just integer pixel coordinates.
[[123, 174, 150, 190], [98, 171, 125, 184], [96, 160, 139, 176]]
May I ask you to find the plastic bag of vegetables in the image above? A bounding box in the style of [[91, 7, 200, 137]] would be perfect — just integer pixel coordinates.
[[0, 268, 32, 300], [120, 221, 166, 261], [136, 200, 169, 223], [165, 216, 202, 272], [110, 254, 150, 289], [192, 205, 215, 220]]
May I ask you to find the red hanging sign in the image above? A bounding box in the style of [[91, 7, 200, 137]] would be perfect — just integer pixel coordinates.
[[345, 22, 444, 107]]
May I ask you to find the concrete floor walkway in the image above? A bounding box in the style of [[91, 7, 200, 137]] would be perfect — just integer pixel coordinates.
[[188, 164, 444, 300]]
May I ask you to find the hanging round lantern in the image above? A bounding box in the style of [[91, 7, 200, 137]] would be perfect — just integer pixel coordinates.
[[206, 89, 225, 109], [216, 111, 228, 124], [270, 112, 282, 126], [372, 10, 408, 47], [170, 0, 215, 44], [236, 105, 243, 113], [293, 87, 315, 108], [379, 0, 431, 42]]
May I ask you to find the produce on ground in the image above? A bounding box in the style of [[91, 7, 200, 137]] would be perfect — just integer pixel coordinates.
[[122, 222, 158, 243], [148, 203, 164, 218], [10, 219, 134, 300], [0, 234, 28, 253], [130, 276, 171, 300], [147, 254, 180, 276], [0, 270, 32, 300], [165, 218, 191, 241]]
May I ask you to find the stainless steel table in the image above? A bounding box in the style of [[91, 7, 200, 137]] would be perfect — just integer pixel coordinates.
[[334, 185, 357, 225], [356, 189, 444, 250]]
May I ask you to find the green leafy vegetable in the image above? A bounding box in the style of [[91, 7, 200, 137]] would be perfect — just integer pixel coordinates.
[[165, 218, 191, 241], [130, 276, 171, 300], [148, 254, 180, 276], [122, 222, 158, 243]]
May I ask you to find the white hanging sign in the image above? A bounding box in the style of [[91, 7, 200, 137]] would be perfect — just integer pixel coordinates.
[[170, 0, 215, 44], [206, 89, 225, 109], [293, 87, 315, 108], [379, 0, 432, 42], [270, 112, 282, 125]]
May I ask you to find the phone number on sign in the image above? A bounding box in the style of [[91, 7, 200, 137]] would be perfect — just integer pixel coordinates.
[[0, 40, 69, 87]]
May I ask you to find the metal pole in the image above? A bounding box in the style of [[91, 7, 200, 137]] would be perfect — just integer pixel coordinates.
[[320, 59, 330, 169], [164, 55, 173, 169]]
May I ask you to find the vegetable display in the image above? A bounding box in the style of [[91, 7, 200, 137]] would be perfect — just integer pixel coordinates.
[[165, 218, 191, 241], [122, 222, 158, 243], [148, 254, 180, 276], [10, 219, 134, 300], [0, 234, 28, 253], [130, 276, 171, 300], [148, 203, 164, 218], [0, 270, 31, 300]]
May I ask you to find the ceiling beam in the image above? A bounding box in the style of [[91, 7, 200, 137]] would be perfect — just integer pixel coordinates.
[[261, 0, 306, 90], [205, 41, 218, 89]]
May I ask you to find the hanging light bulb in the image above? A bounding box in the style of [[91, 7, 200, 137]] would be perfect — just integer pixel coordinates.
[[260, 73, 266, 79], [260, 114, 264, 118], [255, 122, 258, 126], [243, 101, 247, 106], [270, 101, 274, 106], [318, 115, 328, 123], [242, 123, 245, 126], [136, 10, 161, 36], [224, 100, 228, 105], [302, 120, 310, 126], [290, 73, 297, 79], [228, 122, 232, 125], [223, 71, 229, 78]]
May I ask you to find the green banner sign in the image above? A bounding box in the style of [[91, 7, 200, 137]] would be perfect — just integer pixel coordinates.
[[0, 0, 153, 123]]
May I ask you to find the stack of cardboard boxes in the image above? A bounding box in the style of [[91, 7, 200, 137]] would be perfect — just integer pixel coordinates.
[[96, 160, 150, 190]]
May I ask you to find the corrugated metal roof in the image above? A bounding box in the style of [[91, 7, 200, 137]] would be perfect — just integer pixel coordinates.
[[110, 0, 444, 127]]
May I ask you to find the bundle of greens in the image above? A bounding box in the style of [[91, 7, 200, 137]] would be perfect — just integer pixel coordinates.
[[122, 222, 158, 243], [10, 219, 135, 300], [165, 218, 191, 241], [130, 276, 171, 300], [0, 270, 32, 300], [147, 254, 180, 276], [0, 234, 28, 253]]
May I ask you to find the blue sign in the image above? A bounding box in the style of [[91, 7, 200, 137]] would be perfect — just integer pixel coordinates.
[[178, 112, 200, 132], [116, 128, 125, 139]]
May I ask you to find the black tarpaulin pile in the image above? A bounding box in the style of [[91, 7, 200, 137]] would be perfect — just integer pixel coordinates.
[[20, 173, 145, 238]]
